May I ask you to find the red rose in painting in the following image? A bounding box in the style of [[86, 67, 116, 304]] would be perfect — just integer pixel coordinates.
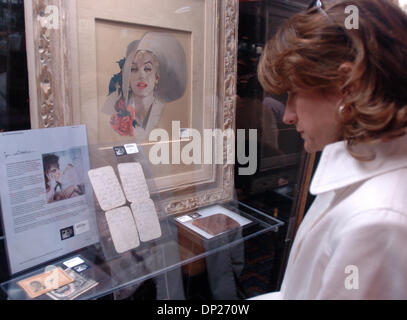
[[110, 97, 136, 136], [110, 114, 134, 136]]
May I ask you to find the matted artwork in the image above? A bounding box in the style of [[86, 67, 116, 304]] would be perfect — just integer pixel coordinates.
[[99, 30, 189, 144], [24, 0, 238, 215]]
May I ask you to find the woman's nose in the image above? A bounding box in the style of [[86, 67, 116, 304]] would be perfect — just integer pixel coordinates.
[[134, 69, 145, 78], [282, 104, 298, 125]]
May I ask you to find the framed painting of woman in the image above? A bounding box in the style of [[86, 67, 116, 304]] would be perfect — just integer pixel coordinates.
[[100, 32, 187, 144], [24, 0, 238, 215]]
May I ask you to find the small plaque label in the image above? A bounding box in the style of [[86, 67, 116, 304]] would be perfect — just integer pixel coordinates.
[[176, 215, 193, 223], [124, 143, 139, 154], [63, 256, 85, 268]]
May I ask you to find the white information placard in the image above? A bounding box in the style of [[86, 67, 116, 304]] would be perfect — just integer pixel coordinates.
[[0, 126, 99, 274]]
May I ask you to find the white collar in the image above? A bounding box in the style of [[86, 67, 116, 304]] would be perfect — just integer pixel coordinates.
[[310, 134, 407, 195]]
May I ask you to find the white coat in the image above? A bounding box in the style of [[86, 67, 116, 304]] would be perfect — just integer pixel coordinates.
[[254, 133, 407, 299]]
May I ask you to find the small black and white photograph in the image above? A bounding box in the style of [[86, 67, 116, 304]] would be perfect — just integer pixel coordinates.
[[29, 280, 46, 293], [42, 148, 86, 204], [60, 226, 75, 241], [73, 263, 90, 273], [46, 268, 98, 300], [113, 146, 127, 157]]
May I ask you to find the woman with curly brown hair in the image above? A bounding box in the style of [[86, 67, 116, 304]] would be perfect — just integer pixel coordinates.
[[254, 0, 407, 299]]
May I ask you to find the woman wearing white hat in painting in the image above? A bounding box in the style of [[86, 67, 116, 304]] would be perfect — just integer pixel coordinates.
[[102, 32, 187, 142]]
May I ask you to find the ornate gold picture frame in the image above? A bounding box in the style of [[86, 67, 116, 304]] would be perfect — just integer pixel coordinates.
[[24, 0, 238, 215]]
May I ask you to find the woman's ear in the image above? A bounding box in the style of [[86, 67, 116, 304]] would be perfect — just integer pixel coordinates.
[[338, 62, 353, 75], [338, 62, 360, 95]]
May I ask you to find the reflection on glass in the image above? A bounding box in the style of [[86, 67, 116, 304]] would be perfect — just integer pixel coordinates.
[[0, 0, 29, 132]]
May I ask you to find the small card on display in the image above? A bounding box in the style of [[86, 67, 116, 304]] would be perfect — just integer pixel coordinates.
[[113, 146, 127, 157], [88, 166, 126, 211], [17, 267, 74, 299], [88, 162, 162, 255], [176, 215, 193, 223], [73, 263, 90, 273], [124, 143, 139, 154], [117, 162, 150, 203], [63, 256, 85, 269], [131, 199, 161, 242], [180, 128, 190, 140], [46, 268, 98, 300], [105, 206, 140, 253]]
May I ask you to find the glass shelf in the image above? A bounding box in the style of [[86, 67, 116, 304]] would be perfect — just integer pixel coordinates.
[[1, 201, 283, 300], [0, 133, 284, 300]]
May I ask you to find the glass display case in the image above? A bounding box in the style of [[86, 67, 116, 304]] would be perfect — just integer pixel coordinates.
[[1, 204, 282, 300], [0, 129, 283, 300]]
